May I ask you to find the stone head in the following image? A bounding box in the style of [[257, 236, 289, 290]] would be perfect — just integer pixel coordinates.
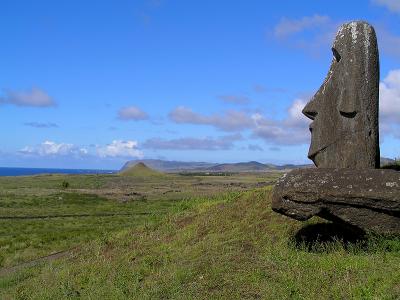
[[302, 21, 380, 169]]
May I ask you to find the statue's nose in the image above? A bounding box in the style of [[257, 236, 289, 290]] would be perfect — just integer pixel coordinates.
[[302, 100, 318, 120]]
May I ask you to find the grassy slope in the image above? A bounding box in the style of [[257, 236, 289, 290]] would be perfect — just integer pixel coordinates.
[[0, 172, 275, 268], [0, 173, 183, 268], [2, 187, 400, 299], [0, 192, 172, 267]]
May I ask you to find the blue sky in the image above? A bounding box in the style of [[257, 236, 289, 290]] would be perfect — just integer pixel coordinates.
[[1, 0, 400, 169]]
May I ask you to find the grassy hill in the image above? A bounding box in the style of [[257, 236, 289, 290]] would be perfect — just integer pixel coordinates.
[[120, 159, 314, 173], [206, 161, 271, 172], [2, 185, 400, 299], [120, 159, 216, 172], [119, 162, 165, 178]]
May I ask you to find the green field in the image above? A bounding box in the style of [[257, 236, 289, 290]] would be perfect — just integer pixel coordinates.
[[1, 172, 400, 299]]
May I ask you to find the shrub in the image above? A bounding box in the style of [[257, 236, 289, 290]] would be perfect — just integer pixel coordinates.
[[61, 181, 70, 189]]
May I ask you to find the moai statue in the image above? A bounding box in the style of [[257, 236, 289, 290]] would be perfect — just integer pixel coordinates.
[[302, 21, 380, 169], [272, 22, 400, 235]]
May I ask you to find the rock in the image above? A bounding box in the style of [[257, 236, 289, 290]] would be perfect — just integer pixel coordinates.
[[272, 169, 400, 234], [302, 21, 380, 169]]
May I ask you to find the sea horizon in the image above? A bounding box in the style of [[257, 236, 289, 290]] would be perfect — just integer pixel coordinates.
[[0, 167, 117, 177]]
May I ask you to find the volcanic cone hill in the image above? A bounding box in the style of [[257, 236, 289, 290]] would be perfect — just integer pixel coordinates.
[[118, 162, 165, 178]]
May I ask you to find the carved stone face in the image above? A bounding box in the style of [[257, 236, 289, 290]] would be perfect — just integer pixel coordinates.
[[302, 21, 380, 169]]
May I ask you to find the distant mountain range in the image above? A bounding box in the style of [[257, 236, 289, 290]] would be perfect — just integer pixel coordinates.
[[120, 159, 313, 173], [121, 157, 397, 173], [381, 157, 396, 166]]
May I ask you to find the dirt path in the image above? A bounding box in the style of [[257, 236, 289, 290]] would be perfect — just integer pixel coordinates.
[[0, 212, 150, 220], [0, 248, 75, 277]]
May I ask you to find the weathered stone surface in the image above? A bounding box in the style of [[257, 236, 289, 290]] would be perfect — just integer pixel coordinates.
[[302, 21, 380, 169], [272, 169, 400, 234]]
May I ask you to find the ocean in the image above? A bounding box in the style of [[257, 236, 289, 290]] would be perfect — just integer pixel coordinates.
[[0, 167, 117, 176]]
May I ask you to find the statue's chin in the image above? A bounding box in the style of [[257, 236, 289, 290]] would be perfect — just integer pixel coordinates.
[[310, 153, 321, 167], [308, 143, 328, 168]]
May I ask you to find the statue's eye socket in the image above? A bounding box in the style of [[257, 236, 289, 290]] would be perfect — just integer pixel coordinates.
[[332, 47, 341, 62], [339, 111, 357, 118]]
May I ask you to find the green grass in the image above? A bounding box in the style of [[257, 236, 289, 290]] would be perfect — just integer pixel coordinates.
[[382, 161, 400, 171], [0, 191, 176, 268], [1, 182, 400, 299], [0, 172, 276, 269]]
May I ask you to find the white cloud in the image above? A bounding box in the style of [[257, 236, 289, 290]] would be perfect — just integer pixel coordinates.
[[274, 14, 331, 38], [372, 0, 400, 13], [253, 84, 266, 93], [19, 141, 87, 156], [379, 69, 400, 126], [20, 140, 145, 159], [217, 95, 250, 105], [143, 134, 242, 151], [272, 15, 338, 56], [247, 144, 263, 151], [169, 99, 310, 146], [376, 27, 400, 59], [269, 146, 281, 152], [284, 99, 309, 127], [248, 69, 400, 144], [117, 106, 148, 121], [252, 85, 286, 94], [0, 87, 56, 107], [244, 98, 310, 145], [169, 106, 254, 131], [24, 122, 58, 128], [168, 106, 202, 123], [165, 70, 400, 147], [274, 15, 400, 60], [96, 140, 143, 158]]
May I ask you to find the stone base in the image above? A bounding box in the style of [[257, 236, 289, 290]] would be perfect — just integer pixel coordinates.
[[271, 168, 400, 234]]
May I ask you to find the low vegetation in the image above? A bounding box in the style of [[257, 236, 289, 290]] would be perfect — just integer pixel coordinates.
[[382, 159, 400, 171], [1, 171, 400, 299]]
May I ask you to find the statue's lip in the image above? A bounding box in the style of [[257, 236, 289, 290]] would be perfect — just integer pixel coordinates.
[[308, 144, 329, 160]]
